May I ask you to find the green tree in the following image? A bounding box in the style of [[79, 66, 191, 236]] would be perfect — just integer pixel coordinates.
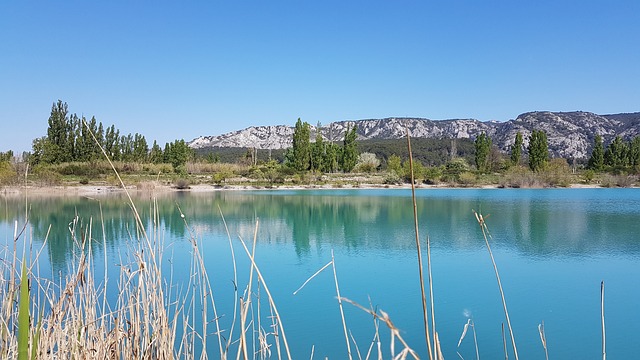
[[604, 136, 629, 167], [41, 100, 71, 164], [94, 121, 105, 160], [510, 131, 523, 166], [104, 125, 121, 161], [528, 129, 549, 172], [311, 122, 325, 172], [386, 154, 402, 176], [629, 136, 640, 167], [149, 140, 163, 164], [291, 118, 311, 171], [474, 132, 492, 173], [587, 135, 604, 171], [132, 133, 149, 162], [165, 140, 192, 172], [324, 142, 339, 173], [120, 134, 134, 162], [341, 124, 358, 172]]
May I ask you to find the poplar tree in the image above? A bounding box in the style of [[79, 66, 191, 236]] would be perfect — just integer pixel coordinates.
[[44, 100, 70, 163], [341, 125, 358, 172], [311, 122, 325, 172], [474, 132, 492, 173], [291, 118, 311, 171], [510, 131, 523, 166], [528, 129, 549, 172]]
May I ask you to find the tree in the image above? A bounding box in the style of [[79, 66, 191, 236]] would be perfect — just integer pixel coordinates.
[[341, 124, 358, 172], [104, 125, 121, 160], [291, 118, 311, 171], [510, 132, 523, 166], [528, 130, 549, 172], [311, 122, 325, 172], [149, 140, 163, 164], [324, 142, 339, 173], [587, 135, 604, 171], [164, 140, 192, 172], [132, 133, 149, 162], [629, 136, 640, 167], [41, 100, 70, 164], [604, 136, 629, 168], [474, 132, 492, 173], [386, 154, 403, 176]]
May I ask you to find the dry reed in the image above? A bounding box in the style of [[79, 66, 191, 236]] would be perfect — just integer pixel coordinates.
[[474, 210, 519, 360], [406, 128, 435, 360]]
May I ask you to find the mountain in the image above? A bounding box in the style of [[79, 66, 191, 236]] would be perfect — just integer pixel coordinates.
[[189, 111, 640, 160]]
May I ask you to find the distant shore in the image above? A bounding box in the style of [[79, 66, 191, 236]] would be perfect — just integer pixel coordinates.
[[0, 182, 605, 198]]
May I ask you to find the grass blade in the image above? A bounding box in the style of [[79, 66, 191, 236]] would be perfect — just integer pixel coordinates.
[[18, 259, 29, 360]]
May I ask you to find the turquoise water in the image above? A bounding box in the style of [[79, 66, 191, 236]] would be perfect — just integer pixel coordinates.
[[2, 188, 639, 358]]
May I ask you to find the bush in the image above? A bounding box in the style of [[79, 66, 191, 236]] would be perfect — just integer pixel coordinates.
[[33, 168, 62, 186], [582, 169, 595, 184], [79, 178, 89, 185], [500, 166, 541, 188], [355, 153, 381, 173], [173, 178, 191, 189], [457, 171, 477, 186], [442, 158, 469, 183], [382, 171, 401, 185], [601, 175, 636, 188], [0, 161, 18, 186]]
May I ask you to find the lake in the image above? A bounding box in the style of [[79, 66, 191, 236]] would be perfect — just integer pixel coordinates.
[[2, 188, 639, 359]]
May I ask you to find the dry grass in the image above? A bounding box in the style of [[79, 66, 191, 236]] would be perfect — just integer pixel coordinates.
[[185, 162, 248, 175]]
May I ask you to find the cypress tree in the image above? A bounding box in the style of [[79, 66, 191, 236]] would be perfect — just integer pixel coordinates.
[[587, 135, 604, 171]]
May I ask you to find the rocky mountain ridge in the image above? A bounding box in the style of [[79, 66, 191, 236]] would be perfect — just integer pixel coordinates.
[[189, 111, 640, 159]]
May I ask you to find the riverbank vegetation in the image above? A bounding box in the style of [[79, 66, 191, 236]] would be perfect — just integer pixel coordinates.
[[1, 101, 640, 190]]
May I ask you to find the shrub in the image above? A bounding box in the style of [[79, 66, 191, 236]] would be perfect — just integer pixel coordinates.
[[33, 168, 62, 186], [457, 171, 477, 186], [582, 169, 595, 184], [0, 161, 18, 186], [174, 178, 191, 189], [382, 171, 401, 185], [355, 153, 381, 173], [79, 178, 89, 185], [442, 158, 469, 183]]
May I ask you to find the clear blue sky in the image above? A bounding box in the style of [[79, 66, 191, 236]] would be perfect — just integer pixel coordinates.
[[1, 1, 638, 153]]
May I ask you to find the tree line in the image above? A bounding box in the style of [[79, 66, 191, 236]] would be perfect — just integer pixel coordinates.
[[587, 134, 640, 172], [29, 100, 193, 172], [285, 118, 358, 172]]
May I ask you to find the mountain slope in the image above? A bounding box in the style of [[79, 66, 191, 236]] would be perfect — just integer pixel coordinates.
[[189, 111, 640, 159]]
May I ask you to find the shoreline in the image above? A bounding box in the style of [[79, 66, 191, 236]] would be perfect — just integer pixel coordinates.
[[0, 182, 605, 198]]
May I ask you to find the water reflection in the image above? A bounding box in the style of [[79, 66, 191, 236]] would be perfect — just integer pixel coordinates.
[[2, 189, 640, 271]]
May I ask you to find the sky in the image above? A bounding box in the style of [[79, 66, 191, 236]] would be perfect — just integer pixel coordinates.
[[1, 1, 639, 153]]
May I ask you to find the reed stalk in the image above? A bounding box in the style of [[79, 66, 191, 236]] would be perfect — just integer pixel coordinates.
[[332, 249, 353, 360], [236, 227, 292, 360], [406, 129, 434, 360], [601, 281, 606, 360], [474, 210, 518, 360], [538, 321, 548, 360]]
